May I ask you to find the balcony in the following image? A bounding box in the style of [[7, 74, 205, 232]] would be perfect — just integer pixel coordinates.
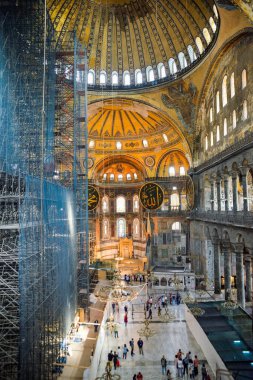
[[190, 210, 253, 228]]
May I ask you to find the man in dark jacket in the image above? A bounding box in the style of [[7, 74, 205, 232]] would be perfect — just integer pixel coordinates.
[[137, 337, 144, 355]]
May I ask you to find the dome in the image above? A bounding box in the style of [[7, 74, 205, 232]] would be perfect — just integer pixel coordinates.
[[48, 0, 219, 87]]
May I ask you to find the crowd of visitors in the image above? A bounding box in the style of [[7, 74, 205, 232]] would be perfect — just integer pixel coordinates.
[[124, 273, 146, 283]]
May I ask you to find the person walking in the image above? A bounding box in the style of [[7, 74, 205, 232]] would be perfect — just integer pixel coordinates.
[[166, 369, 172, 380], [112, 303, 116, 314], [201, 363, 208, 380], [177, 357, 184, 378], [161, 355, 167, 375], [113, 351, 118, 370], [94, 319, 99, 333], [147, 307, 152, 319], [114, 324, 119, 338], [124, 312, 128, 327], [124, 304, 128, 313], [183, 354, 189, 376], [193, 355, 199, 377], [108, 350, 113, 369], [133, 375, 137, 380], [137, 338, 144, 355], [122, 344, 128, 359], [189, 358, 194, 378], [129, 338, 135, 356], [136, 372, 143, 380], [158, 305, 161, 316]]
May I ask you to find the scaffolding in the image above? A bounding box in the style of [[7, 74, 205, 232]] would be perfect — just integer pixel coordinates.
[[0, 1, 86, 379]]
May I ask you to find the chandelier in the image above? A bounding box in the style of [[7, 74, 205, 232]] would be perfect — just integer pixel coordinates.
[[182, 292, 195, 304], [95, 364, 121, 380], [104, 315, 119, 334], [221, 298, 238, 311], [137, 319, 156, 340], [188, 305, 205, 317], [159, 306, 176, 323]]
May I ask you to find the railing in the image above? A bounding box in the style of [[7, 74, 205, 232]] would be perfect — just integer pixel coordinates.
[[216, 367, 234, 379], [190, 210, 253, 228]]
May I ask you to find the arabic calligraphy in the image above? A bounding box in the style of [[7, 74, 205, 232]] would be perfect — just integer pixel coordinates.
[[139, 183, 164, 210], [88, 185, 99, 211]]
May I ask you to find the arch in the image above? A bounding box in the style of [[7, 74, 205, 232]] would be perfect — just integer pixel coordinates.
[[230, 72, 235, 98], [157, 62, 166, 79], [110, 173, 114, 181], [142, 139, 148, 148], [171, 193, 179, 208], [112, 71, 118, 85], [102, 195, 109, 213], [133, 195, 139, 212], [179, 166, 186, 176], [169, 166, 175, 176], [116, 141, 122, 150], [203, 28, 211, 45], [209, 17, 216, 33], [222, 75, 227, 107], [123, 70, 131, 85], [205, 135, 208, 151], [210, 107, 213, 123], [196, 37, 204, 54], [210, 131, 214, 146], [160, 277, 167, 286], [242, 69, 247, 89], [187, 45, 197, 63], [117, 218, 126, 238], [146, 66, 154, 82], [135, 69, 142, 84], [172, 221, 181, 231], [88, 69, 95, 85], [89, 140, 95, 148], [232, 110, 237, 128], [223, 118, 227, 136], [102, 218, 110, 240], [100, 70, 106, 85], [133, 218, 140, 239], [126, 173, 132, 181], [216, 91, 220, 113], [178, 52, 188, 69], [216, 125, 220, 142], [118, 174, 123, 181], [168, 58, 177, 75], [116, 196, 126, 213], [157, 150, 190, 177]]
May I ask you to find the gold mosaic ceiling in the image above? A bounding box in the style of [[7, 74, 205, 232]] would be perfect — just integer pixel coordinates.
[[48, 0, 217, 75]]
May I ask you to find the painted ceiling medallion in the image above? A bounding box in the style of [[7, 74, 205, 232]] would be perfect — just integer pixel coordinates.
[[87, 158, 94, 169], [145, 156, 155, 167]]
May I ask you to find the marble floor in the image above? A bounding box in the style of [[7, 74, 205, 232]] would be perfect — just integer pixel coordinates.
[[95, 288, 214, 380]]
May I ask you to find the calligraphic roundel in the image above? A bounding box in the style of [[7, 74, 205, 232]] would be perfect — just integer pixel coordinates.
[[88, 185, 99, 211], [139, 183, 164, 210]]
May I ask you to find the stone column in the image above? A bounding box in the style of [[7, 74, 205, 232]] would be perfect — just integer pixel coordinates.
[[222, 241, 232, 300], [178, 191, 182, 211], [224, 176, 229, 212], [232, 172, 238, 212], [234, 243, 245, 308], [213, 238, 221, 294], [245, 258, 252, 302], [241, 168, 248, 212], [216, 178, 221, 212], [210, 181, 214, 212]]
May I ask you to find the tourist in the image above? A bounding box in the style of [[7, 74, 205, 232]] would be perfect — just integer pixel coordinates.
[[112, 302, 115, 314], [189, 358, 194, 378], [114, 324, 118, 338], [94, 319, 99, 333], [167, 369, 172, 380], [124, 304, 128, 313], [177, 356, 184, 378], [137, 338, 144, 355], [108, 350, 113, 369], [147, 307, 152, 319], [116, 302, 119, 314], [117, 346, 121, 359], [177, 349, 183, 360], [201, 363, 208, 380], [136, 371, 143, 380], [183, 353, 189, 375], [161, 355, 167, 375], [158, 305, 161, 316], [193, 355, 199, 377], [133, 375, 137, 380], [113, 351, 118, 370], [129, 338, 135, 356], [122, 344, 128, 359], [174, 354, 178, 373], [124, 312, 128, 327]]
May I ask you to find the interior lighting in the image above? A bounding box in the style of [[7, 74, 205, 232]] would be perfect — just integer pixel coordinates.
[[242, 351, 250, 354], [233, 340, 241, 343]]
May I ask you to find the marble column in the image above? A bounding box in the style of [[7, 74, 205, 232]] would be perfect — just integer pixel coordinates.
[[216, 178, 221, 212], [222, 242, 232, 300], [232, 172, 238, 212], [224, 176, 229, 212], [210, 181, 214, 212], [234, 244, 245, 308], [241, 170, 248, 212], [213, 238, 221, 294], [245, 258, 252, 302]]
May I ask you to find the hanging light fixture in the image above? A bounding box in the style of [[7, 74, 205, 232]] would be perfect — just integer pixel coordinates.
[[95, 363, 121, 380], [137, 319, 156, 340], [159, 306, 176, 323]]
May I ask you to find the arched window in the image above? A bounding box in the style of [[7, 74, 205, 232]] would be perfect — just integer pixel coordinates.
[[88, 70, 95, 85], [102, 196, 109, 213], [89, 140, 95, 148], [169, 166, 175, 176], [179, 166, 186, 176], [171, 193, 179, 207], [157, 63, 166, 79], [172, 221, 181, 231], [126, 173, 132, 181], [160, 278, 167, 286], [210, 107, 213, 123], [163, 133, 168, 143], [196, 37, 204, 54], [146, 66, 154, 82], [168, 58, 177, 75], [103, 218, 110, 239], [216, 91, 220, 113], [123, 71, 131, 85], [242, 100, 248, 120], [133, 195, 139, 212], [134, 173, 138, 180], [116, 141, 122, 150], [232, 110, 237, 128], [112, 71, 118, 85], [118, 174, 123, 181], [205, 135, 208, 151], [110, 173, 114, 181], [222, 76, 227, 107], [117, 218, 126, 238], [242, 69, 247, 89], [178, 52, 188, 69], [210, 131, 214, 146], [203, 28, 211, 44], [103, 173, 107, 181], [209, 17, 217, 33], [100, 71, 106, 85], [216, 125, 220, 142], [230, 72, 235, 98], [213, 4, 218, 18], [135, 69, 142, 84], [143, 139, 148, 148], [187, 45, 197, 63], [133, 218, 140, 239], [116, 196, 126, 213], [224, 118, 227, 136], [64, 65, 72, 80]]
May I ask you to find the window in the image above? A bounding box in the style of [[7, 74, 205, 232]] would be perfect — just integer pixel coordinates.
[[89, 140, 95, 148], [169, 166, 175, 176], [179, 166, 186, 176], [187, 45, 197, 63], [100, 71, 106, 85], [178, 52, 187, 69], [135, 69, 142, 84], [172, 221, 181, 231], [224, 118, 227, 136], [112, 71, 118, 85], [117, 218, 126, 238], [242, 100, 248, 120], [203, 28, 211, 45], [163, 133, 168, 143], [210, 131, 214, 146], [116, 141, 122, 150], [213, 4, 218, 18], [216, 125, 220, 142], [232, 110, 237, 128], [88, 70, 95, 85], [146, 66, 154, 82], [133, 195, 139, 212], [133, 218, 140, 239], [205, 135, 208, 151], [116, 196, 126, 213], [126, 173, 132, 181], [103, 173, 107, 181], [110, 173, 114, 181], [134, 173, 138, 180], [222, 76, 227, 107], [216, 91, 220, 113], [168, 58, 177, 75], [123, 71, 130, 85], [103, 218, 110, 239], [210, 107, 213, 123], [230, 72, 235, 98], [118, 174, 123, 181], [143, 139, 148, 148], [209, 17, 217, 33], [196, 37, 204, 54], [157, 63, 166, 79], [171, 193, 179, 207], [102, 196, 109, 213], [242, 69, 247, 89]]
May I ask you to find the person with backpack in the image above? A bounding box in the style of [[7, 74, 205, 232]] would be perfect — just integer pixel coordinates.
[[136, 372, 143, 380], [183, 354, 189, 375], [129, 338, 135, 356], [193, 355, 199, 377], [201, 363, 208, 380], [177, 356, 184, 378], [122, 344, 128, 359], [137, 338, 144, 355], [161, 355, 167, 375]]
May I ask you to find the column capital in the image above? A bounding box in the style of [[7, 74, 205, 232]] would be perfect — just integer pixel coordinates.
[[211, 237, 220, 245], [241, 167, 249, 176], [232, 242, 244, 254], [221, 240, 231, 252], [231, 170, 238, 180]]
